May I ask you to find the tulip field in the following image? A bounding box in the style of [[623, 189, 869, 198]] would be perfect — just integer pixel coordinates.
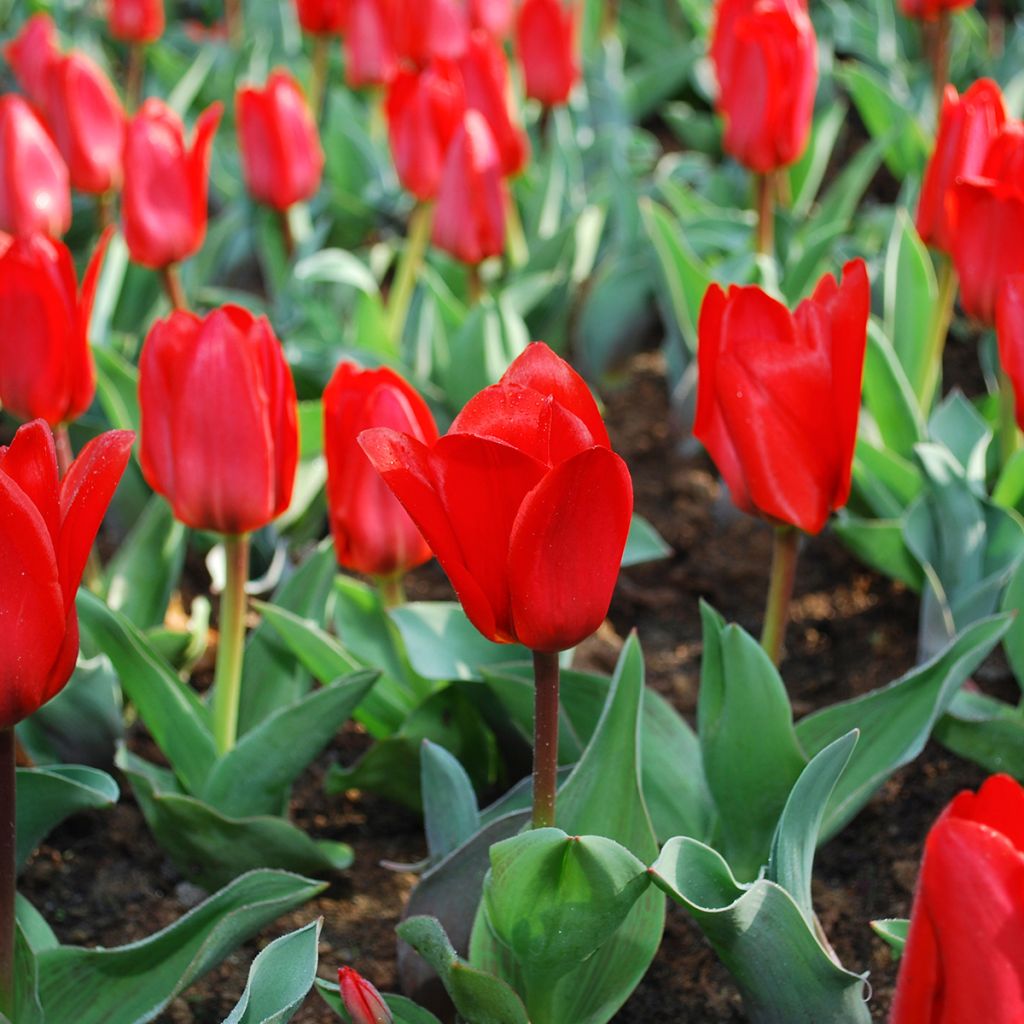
[[4, 0, 1024, 1021]]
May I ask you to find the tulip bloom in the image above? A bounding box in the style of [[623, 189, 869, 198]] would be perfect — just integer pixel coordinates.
[[0, 231, 110, 426], [710, 0, 818, 173], [324, 362, 438, 577], [44, 52, 126, 196], [0, 420, 133, 730], [344, 0, 397, 87], [386, 60, 465, 201], [3, 14, 60, 109], [237, 71, 324, 211], [471, 0, 513, 35], [890, 774, 1024, 1023], [917, 80, 1006, 255], [108, 0, 166, 43], [695, 260, 869, 535], [361, 343, 633, 652], [338, 967, 392, 1024], [898, 0, 974, 18], [0, 95, 71, 239], [516, 0, 579, 107], [295, 0, 348, 33], [997, 275, 1024, 431], [138, 306, 298, 534], [121, 99, 222, 270], [391, 0, 469, 65], [432, 110, 506, 264]]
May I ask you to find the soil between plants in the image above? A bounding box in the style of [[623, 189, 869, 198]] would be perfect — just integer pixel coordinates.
[[21, 351, 995, 1023]]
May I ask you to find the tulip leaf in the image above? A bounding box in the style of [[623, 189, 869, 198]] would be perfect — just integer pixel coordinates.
[[222, 920, 323, 1024], [421, 739, 481, 864], [238, 543, 338, 734], [15, 765, 119, 869], [92, 345, 141, 434], [788, 101, 847, 218], [993, 448, 1024, 511], [621, 514, 672, 566], [650, 837, 871, 1023], [77, 590, 217, 795], [1001, 556, 1024, 691], [928, 391, 992, 480], [871, 918, 909, 957], [315, 980, 443, 1023], [833, 515, 923, 591], [933, 689, 1024, 777], [698, 602, 807, 880], [34, 870, 325, 1024], [119, 749, 354, 889], [861, 320, 926, 459], [201, 669, 379, 817], [796, 615, 1012, 841]]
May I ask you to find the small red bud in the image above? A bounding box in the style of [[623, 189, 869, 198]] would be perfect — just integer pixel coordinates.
[[338, 966, 392, 1024]]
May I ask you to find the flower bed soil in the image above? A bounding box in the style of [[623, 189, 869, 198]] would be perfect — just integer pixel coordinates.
[[21, 351, 994, 1023]]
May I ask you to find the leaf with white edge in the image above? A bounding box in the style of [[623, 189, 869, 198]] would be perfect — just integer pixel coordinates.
[[871, 919, 909, 957], [421, 739, 481, 863]]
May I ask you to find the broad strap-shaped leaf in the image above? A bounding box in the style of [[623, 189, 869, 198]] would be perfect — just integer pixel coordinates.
[[12, 909, 45, 1024], [832, 515, 923, 592], [1000, 558, 1024, 691], [315, 979, 443, 1023], [651, 837, 871, 1023], [871, 919, 909, 957], [621, 514, 672, 567], [77, 591, 216, 794], [36, 871, 326, 1024], [421, 739, 481, 864], [223, 919, 323, 1024], [934, 689, 1024, 777]]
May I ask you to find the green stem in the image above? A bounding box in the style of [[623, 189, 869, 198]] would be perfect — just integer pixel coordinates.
[[311, 34, 330, 123], [760, 525, 801, 667], [0, 729, 14, 1022], [212, 534, 251, 755], [279, 207, 296, 259], [923, 256, 958, 409], [504, 190, 529, 269], [999, 368, 1020, 468], [377, 574, 406, 610], [225, 0, 243, 47], [532, 651, 560, 830], [387, 202, 434, 351], [468, 265, 484, 306], [126, 43, 144, 112], [755, 172, 775, 259], [931, 10, 951, 118], [160, 264, 189, 312]]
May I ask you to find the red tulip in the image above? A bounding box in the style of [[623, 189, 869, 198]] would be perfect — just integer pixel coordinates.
[[917, 79, 1006, 256], [695, 260, 869, 535], [3, 14, 61, 109], [344, 0, 397, 87], [458, 29, 529, 176], [710, 0, 817, 173], [391, 0, 470, 65], [0, 420, 133, 731], [471, 0, 514, 35], [890, 774, 1024, 1023], [432, 110, 506, 264], [337, 967, 392, 1024], [237, 70, 324, 211], [360, 342, 633, 652], [386, 60, 465, 201], [516, 0, 579, 107], [324, 362, 438, 577], [294, 0, 349, 33], [0, 95, 71, 239], [44, 52, 126, 195], [898, 0, 974, 19], [121, 99, 222, 269], [0, 230, 110, 426], [950, 123, 1024, 325], [997, 275, 1024, 431], [108, 0, 166, 43], [138, 306, 299, 534]]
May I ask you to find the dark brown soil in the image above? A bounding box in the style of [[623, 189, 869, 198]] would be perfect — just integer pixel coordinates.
[[21, 352, 990, 1023]]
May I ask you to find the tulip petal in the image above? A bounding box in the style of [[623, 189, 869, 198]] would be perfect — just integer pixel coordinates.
[[508, 447, 632, 652], [998, 275, 1024, 432], [187, 102, 223, 255], [0, 419, 60, 544], [947, 772, 1024, 854]]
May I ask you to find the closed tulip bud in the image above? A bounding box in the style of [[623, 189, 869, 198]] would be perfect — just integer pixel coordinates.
[[361, 342, 633, 653], [0, 230, 111, 426], [458, 29, 529, 176], [3, 14, 61, 109], [950, 124, 1024, 326], [337, 967, 392, 1024], [710, 0, 817, 173], [997, 275, 1024, 431], [324, 362, 438, 577], [516, 0, 579, 107], [44, 52, 126, 196], [386, 60, 465, 201], [917, 79, 1006, 255], [294, 0, 349, 33], [138, 306, 299, 534], [344, 0, 397, 88], [695, 260, 869, 535], [432, 110, 506, 264], [0, 420, 133, 730], [891, 774, 1024, 1023], [391, 0, 469, 65], [237, 70, 324, 211], [108, 0, 166, 44], [471, 0, 514, 36], [0, 96, 71, 239], [121, 99, 222, 269], [898, 0, 974, 19]]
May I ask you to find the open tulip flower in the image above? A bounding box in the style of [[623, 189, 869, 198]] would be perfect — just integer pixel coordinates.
[[890, 774, 1024, 1023]]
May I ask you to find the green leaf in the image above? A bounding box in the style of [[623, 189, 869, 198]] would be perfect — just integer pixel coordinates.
[[16, 765, 119, 868], [223, 920, 323, 1024], [934, 689, 1024, 777], [862, 321, 926, 459], [622, 515, 672, 567], [796, 615, 1012, 840], [78, 590, 217, 795], [421, 739, 481, 863], [316, 979, 443, 1023], [35, 870, 326, 1024], [992, 448, 1024, 511], [871, 918, 909, 957], [650, 838, 871, 1023], [698, 603, 807, 880], [833, 515, 923, 591], [788, 101, 847, 218], [928, 391, 992, 479], [93, 345, 141, 433], [1001, 558, 1024, 689]]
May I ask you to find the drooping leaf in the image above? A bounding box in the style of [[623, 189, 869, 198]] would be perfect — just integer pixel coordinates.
[[421, 739, 481, 864]]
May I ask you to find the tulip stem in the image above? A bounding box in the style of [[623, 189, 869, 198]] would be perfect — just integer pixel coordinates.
[[504, 191, 529, 269], [387, 202, 434, 353], [126, 43, 145, 112], [378, 575, 406, 610], [532, 650, 561, 830], [931, 11, 951, 117], [225, 0, 244, 47], [96, 192, 114, 232], [760, 525, 801, 667], [212, 533, 251, 756], [0, 729, 15, 1022], [279, 208, 296, 260], [468, 265, 484, 306], [999, 368, 1020, 468], [161, 264, 189, 312], [755, 172, 775, 259], [311, 35, 330, 122], [923, 256, 958, 409]]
